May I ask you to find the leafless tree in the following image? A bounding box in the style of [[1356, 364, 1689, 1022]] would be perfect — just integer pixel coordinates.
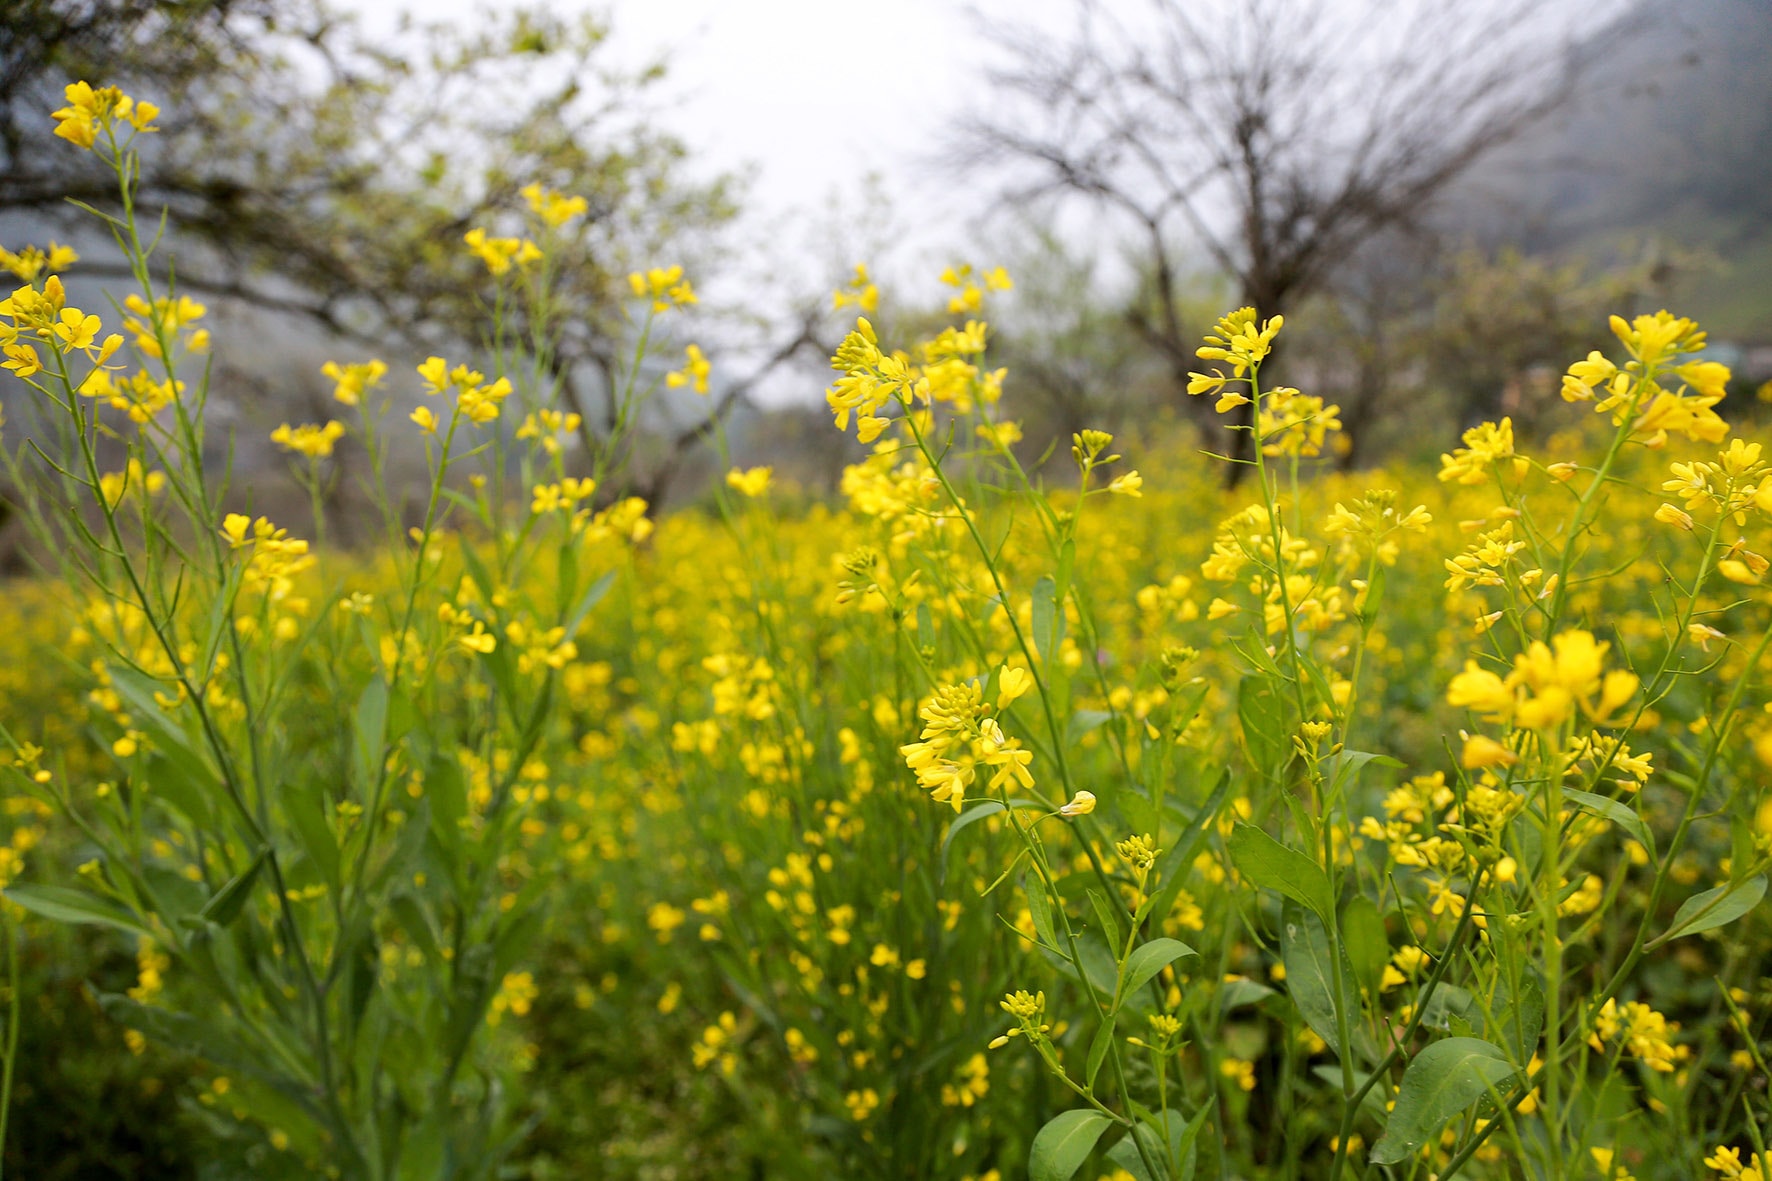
[[959, 0, 1623, 472]]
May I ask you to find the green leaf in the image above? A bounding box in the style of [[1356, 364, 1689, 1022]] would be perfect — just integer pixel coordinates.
[[1121, 938, 1197, 1003], [1324, 749, 1404, 795], [562, 570, 617, 638], [199, 846, 269, 926], [1054, 537, 1077, 604], [1066, 709, 1113, 748], [285, 785, 340, 891], [1148, 770, 1231, 927], [1237, 674, 1288, 779], [1108, 1107, 1208, 1181], [1340, 897, 1389, 998], [1227, 823, 1334, 923], [96, 991, 321, 1109], [941, 800, 1043, 870], [1042, 933, 1119, 998], [106, 664, 222, 794], [456, 538, 498, 604], [492, 907, 546, 980], [1564, 788, 1652, 853], [1025, 874, 1060, 949], [1032, 577, 1061, 666], [1086, 1014, 1118, 1091], [353, 676, 390, 793], [1489, 972, 1544, 1063], [1280, 899, 1356, 1059], [1217, 978, 1277, 1013], [1029, 1109, 1114, 1181], [1312, 1064, 1388, 1117], [4, 883, 149, 937], [1420, 983, 1476, 1032], [1369, 1037, 1518, 1165], [1088, 888, 1125, 952], [1734, 817, 1758, 885], [391, 894, 443, 970], [1651, 875, 1767, 948]]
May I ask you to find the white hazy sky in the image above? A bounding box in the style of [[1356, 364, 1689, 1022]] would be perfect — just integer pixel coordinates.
[[353, 0, 1063, 251]]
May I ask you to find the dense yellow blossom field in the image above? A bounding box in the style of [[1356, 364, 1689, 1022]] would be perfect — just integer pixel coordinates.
[[4, 83, 1772, 1181]]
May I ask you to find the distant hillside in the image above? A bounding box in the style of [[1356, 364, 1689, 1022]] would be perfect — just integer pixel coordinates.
[[1447, 0, 1772, 343]]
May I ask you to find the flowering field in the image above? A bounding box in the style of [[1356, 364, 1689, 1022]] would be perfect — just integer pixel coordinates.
[[3, 85, 1772, 1181]]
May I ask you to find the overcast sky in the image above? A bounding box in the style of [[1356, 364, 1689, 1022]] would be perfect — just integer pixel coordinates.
[[350, 0, 1054, 263]]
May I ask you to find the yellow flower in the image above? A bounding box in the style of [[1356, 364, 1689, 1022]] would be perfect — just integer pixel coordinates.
[[726, 466, 773, 498], [1219, 1057, 1257, 1092], [2, 343, 41, 379], [628, 266, 696, 312], [1108, 470, 1144, 497], [844, 1088, 880, 1120], [997, 665, 1034, 709], [1653, 502, 1695, 530], [1439, 418, 1524, 485], [832, 262, 880, 313], [417, 356, 450, 391], [519, 182, 588, 228], [52, 82, 159, 150], [1719, 558, 1760, 585], [1447, 661, 1513, 722], [1196, 306, 1282, 375], [410, 405, 439, 434], [53, 308, 101, 350], [667, 344, 711, 394], [221, 513, 252, 547], [323, 359, 387, 406], [1059, 791, 1096, 817], [0, 241, 78, 282], [1461, 734, 1518, 770], [270, 421, 345, 459], [464, 227, 542, 276], [647, 901, 687, 942]]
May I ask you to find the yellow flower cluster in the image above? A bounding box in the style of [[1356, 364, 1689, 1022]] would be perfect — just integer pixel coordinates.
[[221, 514, 315, 610], [666, 343, 710, 394], [1439, 417, 1526, 485], [519, 182, 588, 228], [464, 227, 543, 276], [1587, 997, 1686, 1073], [726, 466, 773, 498], [1257, 385, 1342, 457], [1707, 1146, 1771, 1180], [1562, 311, 1728, 446], [0, 241, 78, 282], [271, 421, 345, 459], [121, 292, 208, 358], [1447, 629, 1638, 732], [323, 358, 388, 406], [899, 680, 1035, 811], [1, 276, 121, 382], [831, 262, 879, 314], [627, 265, 696, 312], [415, 355, 512, 429], [51, 81, 159, 149], [515, 407, 583, 454], [531, 477, 597, 515], [940, 263, 1011, 315], [97, 460, 168, 509], [826, 317, 909, 441]]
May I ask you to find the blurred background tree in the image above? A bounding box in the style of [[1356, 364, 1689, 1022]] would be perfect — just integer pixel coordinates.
[[0, 0, 812, 514], [953, 0, 1772, 471]]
